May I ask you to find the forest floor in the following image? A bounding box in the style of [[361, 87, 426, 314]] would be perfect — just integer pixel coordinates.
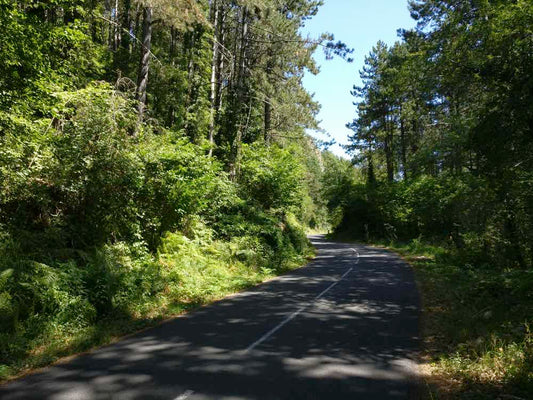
[[367, 240, 533, 400]]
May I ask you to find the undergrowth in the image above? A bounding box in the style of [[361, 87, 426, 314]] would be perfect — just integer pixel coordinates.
[[377, 239, 533, 399], [0, 219, 313, 382], [0, 84, 320, 382]]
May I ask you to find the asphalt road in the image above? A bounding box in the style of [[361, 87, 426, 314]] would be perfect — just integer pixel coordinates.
[[0, 235, 421, 400]]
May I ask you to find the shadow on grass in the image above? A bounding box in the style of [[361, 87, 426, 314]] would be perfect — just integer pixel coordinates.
[[390, 244, 532, 400], [0, 300, 206, 383], [0, 257, 308, 385]]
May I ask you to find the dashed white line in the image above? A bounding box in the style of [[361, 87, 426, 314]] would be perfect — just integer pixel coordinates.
[[315, 267, 353, 300], [244, 304, 307, 353], [245, 249, 359, 352], [174, 389, 194, 400], [173, 248, 361, 399]]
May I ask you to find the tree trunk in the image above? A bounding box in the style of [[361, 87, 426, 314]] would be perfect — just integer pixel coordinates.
[[169, 27, 176, 62], [367, 150, 376, 186], [184, 30, 197, 139], [135, 6, 152, 131], [208, 0, 220, 157], [385, 138, 394, 182], [214, 7, 225, 112], [121, 0, 131, 51], [113, 0, 120, 51], [264, 54, 274, 144], [133, 3, 142, 50], [229, 6, 248, 180], [384, 115, 394, 182], [399, 105, 408, 181], [237, 8, 248, 90], [264, 99, 272, 144]]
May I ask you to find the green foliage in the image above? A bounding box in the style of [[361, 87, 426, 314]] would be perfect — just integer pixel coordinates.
[[1, 83, 142, 249], [0, 81, 316, 381], [238, 143, 305, 211], [337, 4, 533, 395], [343, 0, 533, 269], [0, 215, 311, 381], [158, 231, 265, 303], [335, 172, 533, 269], [137, 133, 231, 249], [0, 1, 105, 114], [0, 0, 336, 383], [320, 151, 362, 229], [382, 240, 533, 399]]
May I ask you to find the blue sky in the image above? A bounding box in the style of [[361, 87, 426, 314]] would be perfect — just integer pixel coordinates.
[[301, 0, 416, 158]]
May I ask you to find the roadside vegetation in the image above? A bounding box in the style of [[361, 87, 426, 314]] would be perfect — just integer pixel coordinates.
[[1, 0, 531, 395], [0, 83, 318, 381], [329, 1, 533, 398], [0, 0, 343, 381], [368, 240, 532, 399]]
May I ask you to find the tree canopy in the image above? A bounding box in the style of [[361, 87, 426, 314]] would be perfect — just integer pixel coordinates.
[[343, 0, 532, 268]]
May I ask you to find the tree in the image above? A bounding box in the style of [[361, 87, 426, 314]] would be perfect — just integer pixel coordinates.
[[344, 0, 533, 267]]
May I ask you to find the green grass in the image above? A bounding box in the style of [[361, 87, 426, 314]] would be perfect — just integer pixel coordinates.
[[374, 239, 533, 399]]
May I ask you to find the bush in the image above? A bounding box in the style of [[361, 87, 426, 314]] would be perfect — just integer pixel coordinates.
[[0, 83, 316, 381], [238, 143, 305, 212], [336, 172, 532, 269]]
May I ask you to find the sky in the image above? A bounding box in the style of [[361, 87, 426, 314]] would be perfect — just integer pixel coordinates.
[[301, 0, 416, 158]]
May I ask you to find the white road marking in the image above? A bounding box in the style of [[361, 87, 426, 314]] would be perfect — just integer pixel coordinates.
[[174, 389, 194, 400], [315, 267, 353, 300], [245, 249, 360, 352], [244, 304, 307, 353]]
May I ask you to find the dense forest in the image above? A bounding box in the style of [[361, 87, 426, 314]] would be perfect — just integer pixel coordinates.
[[0, 0, 354, 378], [340, 0, 532, 270], [1, 0, 531, 396], [333, 0, 532, 397]]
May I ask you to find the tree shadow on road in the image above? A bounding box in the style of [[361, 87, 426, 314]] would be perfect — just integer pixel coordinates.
[[1, 236, 423, 399]]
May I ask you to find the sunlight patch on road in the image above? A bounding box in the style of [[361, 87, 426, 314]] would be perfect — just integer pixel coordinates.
[[283, 356, 413, 381]]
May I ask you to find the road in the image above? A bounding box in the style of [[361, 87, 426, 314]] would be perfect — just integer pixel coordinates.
[[0, 235, 421, 399]]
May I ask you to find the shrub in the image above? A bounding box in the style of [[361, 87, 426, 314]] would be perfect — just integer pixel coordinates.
[[238, 143, 305, 212]]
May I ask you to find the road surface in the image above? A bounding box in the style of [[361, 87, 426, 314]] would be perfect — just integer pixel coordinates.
[[0, 235, 421, 399]]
